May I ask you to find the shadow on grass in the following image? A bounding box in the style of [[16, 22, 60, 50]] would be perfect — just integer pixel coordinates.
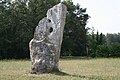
[[52, 70, 103, 80], [30, 70, 103, 79], [52, 70, 84, 79]]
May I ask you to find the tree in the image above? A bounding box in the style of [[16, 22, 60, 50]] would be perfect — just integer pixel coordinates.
[[0, 0, 30, 59], [0, 0, 60, 59], [88, 29, 105, 57], [61, 0, 89, 56], [106, 33, 120, 44]]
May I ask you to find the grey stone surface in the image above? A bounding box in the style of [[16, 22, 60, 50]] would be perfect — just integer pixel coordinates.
[[29, 3, 67, 73]]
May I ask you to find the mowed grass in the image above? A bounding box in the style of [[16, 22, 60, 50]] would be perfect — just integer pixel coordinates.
[[0, 57, 120, 80]]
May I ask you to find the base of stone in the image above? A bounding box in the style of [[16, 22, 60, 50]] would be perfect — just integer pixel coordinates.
[[30, 68, 59, 74]]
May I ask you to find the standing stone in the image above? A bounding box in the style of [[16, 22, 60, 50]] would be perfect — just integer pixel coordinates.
[[29, 3, 67, 73]]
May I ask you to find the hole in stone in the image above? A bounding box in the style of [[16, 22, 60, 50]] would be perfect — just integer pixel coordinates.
[[40, 47, 43, 52], [49, 27, 53, 33], [48, 19, 51, 23]]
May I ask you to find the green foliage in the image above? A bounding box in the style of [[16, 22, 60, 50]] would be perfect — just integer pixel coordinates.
[[108, 43, 120, 57], [0, 0, 60, 59], [89, 31, 120, 57], [95, 44, 110, 57], [106, 33, 120, 43], [95, 43, 120, 57], [0, 1, 31, 59], [61, 0, 89, 56], [88, 30, 106, 57]]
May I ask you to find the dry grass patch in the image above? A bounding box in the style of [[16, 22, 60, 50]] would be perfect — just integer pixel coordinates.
[[0, 58, 120, 80]]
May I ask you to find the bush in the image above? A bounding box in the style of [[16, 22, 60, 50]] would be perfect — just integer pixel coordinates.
[[89, 43, 120, 57], [110, 43, 120, 57], [96, 44, 110, 57]]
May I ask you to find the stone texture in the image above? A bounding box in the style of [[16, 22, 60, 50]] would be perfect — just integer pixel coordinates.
[[29, 3, 67, 73]]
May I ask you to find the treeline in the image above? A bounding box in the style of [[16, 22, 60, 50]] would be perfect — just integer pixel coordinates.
[[88, 29, 120, 57], [0, 0, 120, 59]]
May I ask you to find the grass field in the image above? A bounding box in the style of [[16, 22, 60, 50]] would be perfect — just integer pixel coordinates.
[[0, 57, 120, 80]]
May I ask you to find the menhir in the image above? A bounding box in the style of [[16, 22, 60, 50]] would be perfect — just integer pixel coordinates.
[[29, 3, 67, 74]]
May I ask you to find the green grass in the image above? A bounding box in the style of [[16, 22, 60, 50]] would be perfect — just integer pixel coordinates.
[[0, 57, 120, 80]]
